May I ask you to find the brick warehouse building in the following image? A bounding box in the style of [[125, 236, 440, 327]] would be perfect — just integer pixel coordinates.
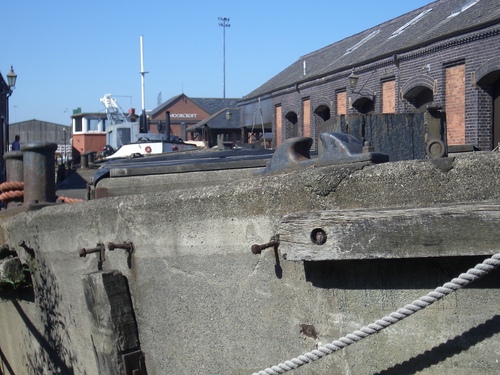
[[147, 94, 238, 142], [238, 0, 500, 151]]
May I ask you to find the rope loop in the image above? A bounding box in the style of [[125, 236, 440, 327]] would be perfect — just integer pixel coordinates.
[[0, 181, 24, 192], [252, 251, 500, 375], [0, 180, 84, 204]]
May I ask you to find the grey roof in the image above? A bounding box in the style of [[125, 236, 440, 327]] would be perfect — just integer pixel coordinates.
[[191, 97, 239, 114], [11, 119, 68, 127], [148, 94, 182, 116], [186, 108, 240, 131], [243, 0, 500, 100], [149, 94, 239, 117]]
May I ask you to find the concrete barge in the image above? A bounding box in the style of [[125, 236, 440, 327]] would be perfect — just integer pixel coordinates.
[[1, 137, 500, 374]]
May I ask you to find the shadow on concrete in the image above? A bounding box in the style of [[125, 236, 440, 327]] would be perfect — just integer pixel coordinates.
[[374, 314, 500, 375], [0, 346, 16, 374], [56, 172, 87, 190], [0, 284, 34, 302], [11, 300, 75, 375], [304, 256, 500, 290], [55, 168, 95, 200], [273, 247, 283, 279]]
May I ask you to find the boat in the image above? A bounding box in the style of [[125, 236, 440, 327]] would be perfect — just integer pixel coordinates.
[[98, 94, 201, 160]]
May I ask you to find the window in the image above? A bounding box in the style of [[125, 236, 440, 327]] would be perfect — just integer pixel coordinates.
[[116, 128, 131, 147], [74, 118, 82, 133], [87, 118, 102, 132]]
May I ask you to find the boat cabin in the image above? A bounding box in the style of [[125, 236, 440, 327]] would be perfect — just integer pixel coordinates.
[[71, 112, 107, 163]]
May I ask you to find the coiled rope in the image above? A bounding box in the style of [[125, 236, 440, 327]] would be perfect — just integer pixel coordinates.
[[0, 181, 84, 204], [253, 252, 500, 375], [0, 181, 24, 203]]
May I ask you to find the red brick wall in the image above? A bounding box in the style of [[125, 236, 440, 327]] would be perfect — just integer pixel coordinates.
[[151, 97, 211, 140], [382, 80, 396, 114], [445, 64, 466, 145], [275, 105, 282, 148], [303, 99, 310, 137], [337, 92, 347, 115]]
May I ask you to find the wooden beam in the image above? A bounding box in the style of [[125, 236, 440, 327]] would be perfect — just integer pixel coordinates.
[[82, 270, 142, 374], [278, 203, 500, 261]]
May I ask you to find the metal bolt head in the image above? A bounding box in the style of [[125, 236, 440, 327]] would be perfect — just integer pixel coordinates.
[[310, 228, 327, 245]]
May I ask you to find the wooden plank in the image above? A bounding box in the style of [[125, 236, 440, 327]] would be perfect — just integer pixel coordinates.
[[82, 270, 140, 374], [278, 203, 500, 261]]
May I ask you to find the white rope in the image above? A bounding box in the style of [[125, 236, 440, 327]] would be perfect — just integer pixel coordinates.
[[252, 252, 500, 375]]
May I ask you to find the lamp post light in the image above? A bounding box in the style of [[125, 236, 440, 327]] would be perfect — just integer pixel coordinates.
[[348, 70, 359, 91], [218, 17, 230, 99], [7, 66, 17, 89], [348, 68, 375, 99], [4, 66, 17, 153]]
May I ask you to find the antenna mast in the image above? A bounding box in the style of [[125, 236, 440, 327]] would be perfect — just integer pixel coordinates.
[[140, 35, 148, 133]]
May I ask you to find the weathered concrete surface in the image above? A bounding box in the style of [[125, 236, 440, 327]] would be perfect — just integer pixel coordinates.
[[96, 167, 261, 198], [1, 152, 500, 374]]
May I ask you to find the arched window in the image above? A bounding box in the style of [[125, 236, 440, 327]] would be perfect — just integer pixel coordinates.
[[284, 111, 299, 139], [404, 86, 434, 113]]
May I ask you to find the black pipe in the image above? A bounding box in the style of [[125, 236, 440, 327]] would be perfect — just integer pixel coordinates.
[[165, 111, 171, 141], [139, 110, 147, 133]]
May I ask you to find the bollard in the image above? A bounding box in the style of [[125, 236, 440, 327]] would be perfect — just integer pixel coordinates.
[[88, 151, 96, 165], [1, 151, 24, 208], [21, 142, 58, 204], [4, 151, 23, 183], [80, 151, 96, 169], [80, 152, 89, 169]]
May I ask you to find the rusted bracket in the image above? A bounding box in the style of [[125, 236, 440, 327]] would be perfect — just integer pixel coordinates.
[[108, 242, 134, 269], [79, 243, 105, 270], [251, 240, 280, 255]]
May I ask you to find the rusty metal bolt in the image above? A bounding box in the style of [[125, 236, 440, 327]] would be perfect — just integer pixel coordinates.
[[79, 243, 105, 257], [107, 242, 134, 253], [251, 240, 280, 255]]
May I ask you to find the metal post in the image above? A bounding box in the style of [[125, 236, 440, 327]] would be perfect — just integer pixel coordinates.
[[4, 151, 23, 183], [140, 35, 148, 133], [21, 142, 57, 204], [218, 17, 230, 99], [165, 111, 171, 141], [3, 150, 23, 207]]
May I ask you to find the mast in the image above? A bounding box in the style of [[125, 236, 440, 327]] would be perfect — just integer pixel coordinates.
[[140, 35, 148, 133]]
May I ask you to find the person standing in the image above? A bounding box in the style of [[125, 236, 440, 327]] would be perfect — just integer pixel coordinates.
[[11, 135, 20, 151]]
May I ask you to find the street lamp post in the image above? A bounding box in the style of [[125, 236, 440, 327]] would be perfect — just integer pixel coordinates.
[[4, 66, 17, 153], [218, 17, 230, 99], [63, 128, 67, 163], [139, 35, 148, 133], [1, 66, 17, 182]]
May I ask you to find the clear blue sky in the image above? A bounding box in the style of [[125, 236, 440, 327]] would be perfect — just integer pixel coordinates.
[[3, 0, 432, 125]]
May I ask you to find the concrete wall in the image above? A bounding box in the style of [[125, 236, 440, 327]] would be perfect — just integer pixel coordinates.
[[1, 152, 500, 374]]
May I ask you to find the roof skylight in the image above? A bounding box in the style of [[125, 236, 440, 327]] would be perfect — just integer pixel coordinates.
[[448, 0, 480, 18], [344, 29, 380, 55], [390, 9, 433, 38]]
